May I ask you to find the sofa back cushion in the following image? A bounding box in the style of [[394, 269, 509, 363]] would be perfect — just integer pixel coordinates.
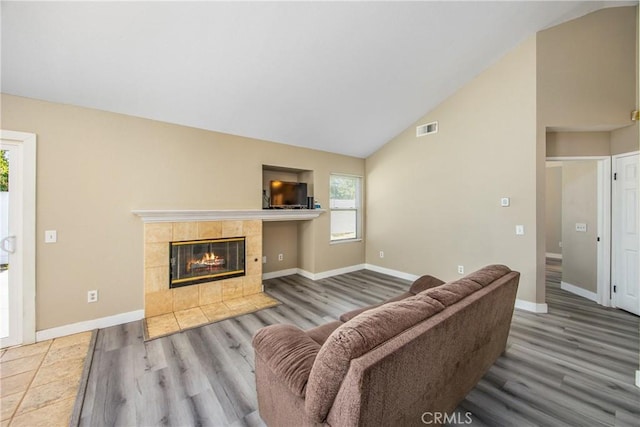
[[423, 264, 511, 307], [305, 295, 445, 422], [464, 264, 512, 287]]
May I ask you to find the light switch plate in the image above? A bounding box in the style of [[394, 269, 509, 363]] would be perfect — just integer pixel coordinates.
[[500, 197, 510, 207], [515, 225, 524, 235], [45, 230, 57, 243]]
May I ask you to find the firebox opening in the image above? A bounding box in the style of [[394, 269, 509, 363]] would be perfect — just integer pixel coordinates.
[[170, 237, 246, 288]]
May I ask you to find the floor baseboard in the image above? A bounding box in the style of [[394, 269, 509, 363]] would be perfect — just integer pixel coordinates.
[[262, 268, 298, 280], [364, 264, 419, 282], [560, 281, 598, 302], [36, 310, 144, 342], [514, 299, 548, 313], [264, 265, 366, 281], [304, 264, 365, 280]]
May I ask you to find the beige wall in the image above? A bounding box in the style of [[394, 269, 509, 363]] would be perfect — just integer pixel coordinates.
[[537, 6, 638, 303], [1, 94, 365, 331], [561, 161, 598, 293], [546, 131, 611, 157], [262, 221, 298, 273], [545, 165, 563, 255], [366, 37, 538, 302], [538, 7, 637, 129], [611, 123, 639, 155], [546, 127, 639, 157]]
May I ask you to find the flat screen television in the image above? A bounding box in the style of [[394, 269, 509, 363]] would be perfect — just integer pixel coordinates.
[[269, 180, 308, 208]]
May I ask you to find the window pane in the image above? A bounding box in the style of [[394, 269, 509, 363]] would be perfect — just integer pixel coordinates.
[[331, 210, 357, 241], [330, 176, 357, 209]]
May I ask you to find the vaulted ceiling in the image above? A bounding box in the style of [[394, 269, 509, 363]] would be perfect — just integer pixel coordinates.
[[1, 1, 634, 158]]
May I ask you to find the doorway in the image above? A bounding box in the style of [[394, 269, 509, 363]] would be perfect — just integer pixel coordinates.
[[0, 130, 36, 348], [545, 157, 611, 307]]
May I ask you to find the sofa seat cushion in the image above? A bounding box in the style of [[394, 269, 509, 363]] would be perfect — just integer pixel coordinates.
[[252, 324, 321, 397], [306, 320, 343, 345], [305, 294, 446, 423]]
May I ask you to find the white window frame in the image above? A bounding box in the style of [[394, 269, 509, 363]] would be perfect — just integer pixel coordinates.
[[329, 174, 363, 243]]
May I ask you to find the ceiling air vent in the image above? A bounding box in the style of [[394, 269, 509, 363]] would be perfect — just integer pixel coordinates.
[[416, 121, 438, 137]]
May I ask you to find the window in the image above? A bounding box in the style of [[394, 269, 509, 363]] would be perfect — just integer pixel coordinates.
[[330, 174, 362, 242]]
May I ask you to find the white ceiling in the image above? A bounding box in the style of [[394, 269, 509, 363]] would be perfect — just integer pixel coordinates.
[[1, 1, 635, 158]]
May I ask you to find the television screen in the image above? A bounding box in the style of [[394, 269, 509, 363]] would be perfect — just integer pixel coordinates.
[[269, 181, 307, 208]]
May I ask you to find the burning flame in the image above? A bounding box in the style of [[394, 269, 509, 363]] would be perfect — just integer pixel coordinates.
[[187, 252, 224, 272]]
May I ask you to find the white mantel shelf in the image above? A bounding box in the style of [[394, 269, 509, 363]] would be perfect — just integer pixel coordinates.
[[132, 209, 326, 223]]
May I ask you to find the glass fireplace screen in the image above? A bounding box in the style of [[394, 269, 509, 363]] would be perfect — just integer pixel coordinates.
[[170, 237, 246, 288]]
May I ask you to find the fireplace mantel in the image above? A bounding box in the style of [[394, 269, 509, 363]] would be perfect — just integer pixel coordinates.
[[132, 209, 326, 223]]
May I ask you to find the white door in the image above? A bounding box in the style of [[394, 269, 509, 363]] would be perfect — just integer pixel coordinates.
[[612, 153, 639, 316], [1, 142, 23, 347], [0, 131, 36, 348]]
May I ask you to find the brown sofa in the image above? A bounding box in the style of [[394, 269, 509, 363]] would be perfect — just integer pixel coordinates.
[[252, 265, 520, 426]]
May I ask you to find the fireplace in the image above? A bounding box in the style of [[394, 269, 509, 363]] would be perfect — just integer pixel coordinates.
[[170, 237, 246, 288]]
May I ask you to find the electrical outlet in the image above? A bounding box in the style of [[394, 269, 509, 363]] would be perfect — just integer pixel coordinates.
[[379, 251, 384, 258], [262, 256, 267, 264], [278, 253, 284, 261], [457, 265, 464, 274], [575, 223, 587, 232], [87, 290, 98, 303], [516, 225, 525, 235]]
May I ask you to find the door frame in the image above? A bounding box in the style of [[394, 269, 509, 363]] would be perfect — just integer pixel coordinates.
[[611, 150, 640, 314], [1, 130, 36, 346], [546, 156, 611, 307]]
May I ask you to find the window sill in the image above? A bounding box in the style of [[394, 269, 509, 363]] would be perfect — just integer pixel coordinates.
[[330, 238, 363, 245]]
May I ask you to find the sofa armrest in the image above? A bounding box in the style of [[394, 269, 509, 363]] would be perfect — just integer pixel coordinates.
[[252, 324, 321, 397], [409, 275, 445, 294]]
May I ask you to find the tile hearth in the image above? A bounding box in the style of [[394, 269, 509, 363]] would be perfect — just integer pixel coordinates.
[[144, 292, 279, 340]]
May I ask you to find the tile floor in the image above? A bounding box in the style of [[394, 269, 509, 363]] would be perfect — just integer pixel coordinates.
[[144, 292, 280, 340], [0, 331, 92, 427]]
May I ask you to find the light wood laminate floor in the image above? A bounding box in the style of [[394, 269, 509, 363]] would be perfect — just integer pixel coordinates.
[[77, 261, 640, 426]]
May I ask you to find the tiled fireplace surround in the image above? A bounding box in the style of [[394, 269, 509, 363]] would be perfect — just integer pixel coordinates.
[[144, 220, 263, 318]]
